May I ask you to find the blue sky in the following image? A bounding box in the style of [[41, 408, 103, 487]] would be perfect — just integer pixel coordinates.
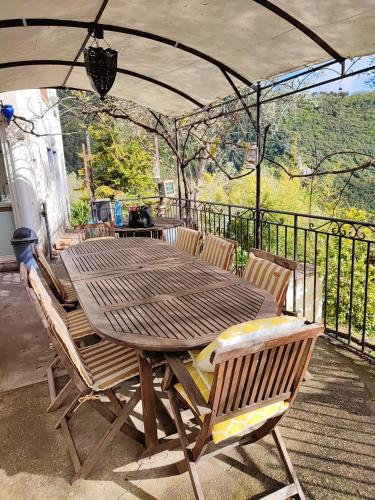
[[318, 71, 371, 93], [311, 55, 374, 94]]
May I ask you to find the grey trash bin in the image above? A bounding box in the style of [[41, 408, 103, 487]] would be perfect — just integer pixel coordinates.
[[10, 227, 38, 269]]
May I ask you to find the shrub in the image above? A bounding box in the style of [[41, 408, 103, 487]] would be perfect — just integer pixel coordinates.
[[95, 185, 116, 199], [70, 199, 90, 227]]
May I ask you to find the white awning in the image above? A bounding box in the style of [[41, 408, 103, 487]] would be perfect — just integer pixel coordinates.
[[0, 1, 374, 116]]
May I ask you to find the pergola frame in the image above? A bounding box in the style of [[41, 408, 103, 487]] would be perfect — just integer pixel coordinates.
[[175, 59, 375, 247], [0, 2, 374, 247]]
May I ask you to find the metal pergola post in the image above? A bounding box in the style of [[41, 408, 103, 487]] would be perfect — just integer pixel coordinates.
[[221, 69, 262, 249], [174, 118, 182, 220], [255, 83, 262, 249], [174, 58, 375, 249]]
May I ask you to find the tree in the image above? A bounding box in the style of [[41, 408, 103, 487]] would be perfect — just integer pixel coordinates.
[[10, 88, 374, 216], [88, 117, 157, 198]]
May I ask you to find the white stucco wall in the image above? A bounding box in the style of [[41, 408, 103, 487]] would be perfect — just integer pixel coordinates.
[[0, 88, 69, 251]]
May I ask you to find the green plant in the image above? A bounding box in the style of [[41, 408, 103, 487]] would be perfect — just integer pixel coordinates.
[[88, 118, 157, 198], [95, 185, 116, 199], [70, 199, 90, 227], [233, 245, 249, 272]]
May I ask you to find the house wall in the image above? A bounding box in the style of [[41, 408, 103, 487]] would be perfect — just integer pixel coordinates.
[[0, 88, 69, 253]]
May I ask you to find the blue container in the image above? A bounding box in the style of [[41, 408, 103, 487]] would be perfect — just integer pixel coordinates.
[[114, 200, 124, 227], [11, 227, 38, 269]]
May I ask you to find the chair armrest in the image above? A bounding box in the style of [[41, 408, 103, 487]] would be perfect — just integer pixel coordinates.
[[164, 353, 211, 416]]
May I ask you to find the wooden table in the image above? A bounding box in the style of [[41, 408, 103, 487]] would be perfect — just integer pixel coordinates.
[[61, 238, 277, 456], [115, 217, 182, 239]]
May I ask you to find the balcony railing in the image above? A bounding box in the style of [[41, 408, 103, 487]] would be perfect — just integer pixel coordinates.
[[119, 196, 375, 362]]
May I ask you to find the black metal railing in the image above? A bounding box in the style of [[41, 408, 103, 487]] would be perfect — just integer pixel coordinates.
[[119, 196, 375, 362]]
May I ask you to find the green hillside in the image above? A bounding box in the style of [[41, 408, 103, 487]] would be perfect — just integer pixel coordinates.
[[59, 90, 374, 215], [264, 91, 375, 214]]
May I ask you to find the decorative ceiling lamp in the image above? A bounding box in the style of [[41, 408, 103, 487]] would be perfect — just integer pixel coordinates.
[[84, 25, 118, 101]]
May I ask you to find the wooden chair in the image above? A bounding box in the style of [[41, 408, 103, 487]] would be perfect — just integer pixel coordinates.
[[200, 234, 237, 271], [80, 221, 115, 241], [29, 266, 143, 480], [176, 227, 203, 257], [22, 265, 97, 412], [242, 248, 298, 315], [25, 263, 96, 343], [32, 245, 78, 305], [163, 322, 323, 500]]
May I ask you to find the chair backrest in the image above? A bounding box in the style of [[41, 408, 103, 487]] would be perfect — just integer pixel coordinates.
[[201, 234, 237, 271], [81, 222, 115, 240], [19, 262, 49, 326], [25, 265, 68, 323], [32, 245, 65, 301], [206, 322, 323, 428], [19, 262, 29, 288], [27, 268, 68, 325], [27, 263, 55, 305], [242, 249, 297, 315], [176, 227, 203, 257], [28, 267, 93, 388]]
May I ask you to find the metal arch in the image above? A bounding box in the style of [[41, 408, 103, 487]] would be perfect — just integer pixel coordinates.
[[252, 0, 344, 62], [0, 60, 205, 109], [63, 0, 110, 86], [0, 18, 256, 90]]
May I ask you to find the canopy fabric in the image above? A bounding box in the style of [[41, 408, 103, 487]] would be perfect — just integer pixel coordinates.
[[0, 1, 374, 116]]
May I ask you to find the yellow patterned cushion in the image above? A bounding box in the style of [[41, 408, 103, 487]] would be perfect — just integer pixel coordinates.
[[175, 363, 288, 444], [192, 316, 305, 372]]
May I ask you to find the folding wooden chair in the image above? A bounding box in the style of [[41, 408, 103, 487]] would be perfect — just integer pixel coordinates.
[[175, 227, 203, 257], [164, 322, 323, 500], [32, 245, 78, 305], [242, 248, 298, 315], [22, 265, 97, 412], [200, 234, 237, 271], [80, 221, 115, 241], [25, 264, 96, 343], [32, 268, 144, 480]]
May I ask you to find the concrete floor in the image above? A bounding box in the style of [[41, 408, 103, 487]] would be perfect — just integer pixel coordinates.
[[0, 270, 374, 499], [0, 272, 53, 391]]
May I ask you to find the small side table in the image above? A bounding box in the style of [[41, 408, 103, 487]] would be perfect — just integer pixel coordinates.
[[114, 217, 182, 239]]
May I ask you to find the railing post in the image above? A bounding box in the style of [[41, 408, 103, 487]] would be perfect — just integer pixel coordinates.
[[174, 119, 182, 220], [255, 83, 261, 249], [227, 205, 232, 239], [293, 214, 298, 313]]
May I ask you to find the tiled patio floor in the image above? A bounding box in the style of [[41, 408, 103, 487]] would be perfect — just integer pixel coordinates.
[[0, 270, 374, 499]]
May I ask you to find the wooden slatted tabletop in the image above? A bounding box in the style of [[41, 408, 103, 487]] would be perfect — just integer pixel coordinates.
[[61, 238, 277, 351], [62, 237, 189, 281], [61, 237, 278, 457]]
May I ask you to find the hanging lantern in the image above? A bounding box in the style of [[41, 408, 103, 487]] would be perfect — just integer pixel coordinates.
[[84, 46, 118, 101], [242, 142, 258, 169], [84, 25, 118, 101]]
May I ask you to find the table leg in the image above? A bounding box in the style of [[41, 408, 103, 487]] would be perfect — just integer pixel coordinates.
[[137, 350, 159, 455]]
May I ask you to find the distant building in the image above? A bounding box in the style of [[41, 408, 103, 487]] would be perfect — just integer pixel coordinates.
[[0, 89, 69, 259]]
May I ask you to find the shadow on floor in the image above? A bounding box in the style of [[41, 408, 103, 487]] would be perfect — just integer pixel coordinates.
[[0, 271, 374, 499]]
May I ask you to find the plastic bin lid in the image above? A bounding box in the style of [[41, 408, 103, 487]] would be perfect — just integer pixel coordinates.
[[11, 226, 38, 243]]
